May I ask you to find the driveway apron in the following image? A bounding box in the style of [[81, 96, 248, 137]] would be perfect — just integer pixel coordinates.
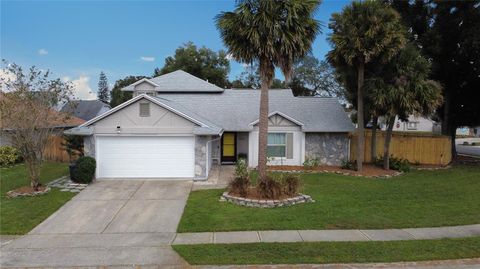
[[0, 180, 192, 268]]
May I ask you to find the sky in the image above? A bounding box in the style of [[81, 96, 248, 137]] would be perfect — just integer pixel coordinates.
[[1, 0, 350, 100]]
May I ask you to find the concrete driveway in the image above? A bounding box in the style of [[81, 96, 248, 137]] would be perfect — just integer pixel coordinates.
[[1, 180, 192, 268]]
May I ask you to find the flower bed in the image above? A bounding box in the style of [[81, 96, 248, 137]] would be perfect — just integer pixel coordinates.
[[267, 164, 402, 178], [7, 186, 51, 198], [220, 191, 314, 208]]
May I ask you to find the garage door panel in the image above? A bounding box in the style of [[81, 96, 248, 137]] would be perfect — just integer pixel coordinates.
[[96, 136, 194, 178]]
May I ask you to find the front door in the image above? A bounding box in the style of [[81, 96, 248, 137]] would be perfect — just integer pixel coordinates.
[[221, 132, 236, 163]]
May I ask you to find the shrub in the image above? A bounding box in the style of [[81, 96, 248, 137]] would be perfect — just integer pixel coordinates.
[[71, 156, 96, 183], [282, 174, 302, 196], [229, 158, 250, 197], [0, 146, 22, 167], [238, 153, 248, 160], [341, 159, 357, 170], [303, 157, 320, 169], [258, 174, 283, 199], [374, 156, 410, 172]]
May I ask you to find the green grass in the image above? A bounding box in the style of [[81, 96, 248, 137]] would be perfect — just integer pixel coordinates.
[[173, 237, 480, 265], [0, 162, 75, 235], [178, 165, 480, 232]]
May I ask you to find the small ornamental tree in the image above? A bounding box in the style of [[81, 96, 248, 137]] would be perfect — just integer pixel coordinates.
[[0, 61, 74, 190], [61, 134, 84, 163]]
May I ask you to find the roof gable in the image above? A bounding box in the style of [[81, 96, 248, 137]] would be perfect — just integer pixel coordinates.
[[80, 94, 222, 135], [249, 111, 304, 128]]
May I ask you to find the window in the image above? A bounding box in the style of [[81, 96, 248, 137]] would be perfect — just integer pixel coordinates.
[[146, 92, 156, 96], [139, 103, 150, 117], [267, 133, 286, 157], [407, 122, 418, 130]]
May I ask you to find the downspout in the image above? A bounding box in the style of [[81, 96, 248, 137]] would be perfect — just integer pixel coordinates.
[[193, 134, 222, 181]]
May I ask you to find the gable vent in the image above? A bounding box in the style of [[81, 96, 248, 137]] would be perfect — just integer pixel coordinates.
[[139, 103, 150, 117]]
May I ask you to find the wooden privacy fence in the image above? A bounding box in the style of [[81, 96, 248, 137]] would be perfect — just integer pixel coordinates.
[[44, 135, 70, 163], [350, 130, 451, 165]]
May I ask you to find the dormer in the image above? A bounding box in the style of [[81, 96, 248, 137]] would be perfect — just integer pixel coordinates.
[[123, 78, 160, 97]]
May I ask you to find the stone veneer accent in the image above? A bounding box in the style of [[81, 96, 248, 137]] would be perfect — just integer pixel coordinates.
[[305, 133, 349, 166], [195, 135, 208, 178], [83, 136, 95, 158], [220, 192, 314, 208]]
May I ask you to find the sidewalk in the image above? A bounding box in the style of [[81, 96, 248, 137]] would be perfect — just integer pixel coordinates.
[[172, 224, 480, 245]]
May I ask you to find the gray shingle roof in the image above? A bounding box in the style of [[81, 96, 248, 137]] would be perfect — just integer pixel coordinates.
[[156, 89, 354, 132], [122, 70, 225, 93], [61, 100, 110, 121]]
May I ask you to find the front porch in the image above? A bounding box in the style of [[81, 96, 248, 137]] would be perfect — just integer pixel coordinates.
[[211, 132, 249, 165]]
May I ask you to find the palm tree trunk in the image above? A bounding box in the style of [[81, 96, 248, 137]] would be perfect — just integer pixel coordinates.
[[371, 116, 378, 162], [257, 74, 270, 182], [356, 61, 365, 172], [383, 116, 395, 170]]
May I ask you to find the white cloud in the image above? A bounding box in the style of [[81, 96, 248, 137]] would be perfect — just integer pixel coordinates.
[[140, 56, 155, 62], [0, 69, 16, 91], [64, 75, 96, 100], [38, 49, 48, 55], [0, 68, 16, 82], [226, 53, 234, 61]]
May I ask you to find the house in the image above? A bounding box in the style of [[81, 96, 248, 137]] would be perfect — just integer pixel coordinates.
[[61, 100, 111, 121], [380, 115, 441, 134], [1, 102, 85, 146], [66, 70, 354, 180]]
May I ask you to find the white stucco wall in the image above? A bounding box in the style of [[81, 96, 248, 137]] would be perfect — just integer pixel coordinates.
[[384, 115, 439, 133], [248, 126, 304, 167]]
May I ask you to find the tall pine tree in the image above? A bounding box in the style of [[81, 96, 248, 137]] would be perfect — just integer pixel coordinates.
[[97, 71, 109, 103]]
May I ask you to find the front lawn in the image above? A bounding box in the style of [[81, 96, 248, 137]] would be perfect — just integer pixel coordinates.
[[0, 162, 75, 235], [173, 237, 480, 265], [178, 165, 480, 232]]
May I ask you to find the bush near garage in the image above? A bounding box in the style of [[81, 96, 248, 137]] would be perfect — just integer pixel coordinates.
[[71, 156, 96, 183]]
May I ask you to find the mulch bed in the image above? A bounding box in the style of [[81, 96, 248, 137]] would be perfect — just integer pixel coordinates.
[[6, 186, 50, 198], [229, 187, 291, 200], [267, 164, 400, 178]]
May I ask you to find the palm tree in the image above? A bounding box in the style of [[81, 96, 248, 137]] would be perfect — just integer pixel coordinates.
[[216, 0, 321, 182], [367, 44, 443, 169], [327, 1, 406, 171]]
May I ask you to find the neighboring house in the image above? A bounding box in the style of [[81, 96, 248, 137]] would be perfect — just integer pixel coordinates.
[[61, 100, 111, 121], [379, 115, 441, 134], [66, 70, 354, 180], [1, 112, 84, 146], [456, 126, 480, 137]]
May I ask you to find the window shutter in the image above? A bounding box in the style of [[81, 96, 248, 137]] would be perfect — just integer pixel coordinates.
[[286, 133, 293, 159]]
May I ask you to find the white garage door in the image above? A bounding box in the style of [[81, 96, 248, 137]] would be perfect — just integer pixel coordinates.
[[96, 136, 195, 179]]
